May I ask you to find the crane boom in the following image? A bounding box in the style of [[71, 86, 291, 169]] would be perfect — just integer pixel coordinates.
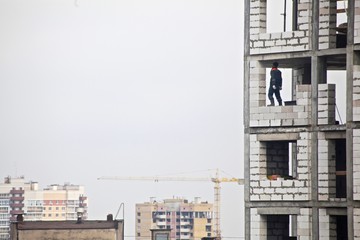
[[98, 170, 244, 240]]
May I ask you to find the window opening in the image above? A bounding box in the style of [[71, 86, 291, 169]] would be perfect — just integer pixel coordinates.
[[266, 141, 297, 180], [266, 0, 295, 33], [335, 139, 346, 198], [330, 215, 348, 240], [336, 1, 348, 48], [266, 215, 297, 239], [327, 70, 346, 123], [266, 67, 293, 106]]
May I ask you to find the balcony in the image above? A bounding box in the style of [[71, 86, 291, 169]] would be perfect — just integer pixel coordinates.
[[180, 235, 190, 239], [155, 214, 166, 219], [10, 196, 24, 201], [79, 196, 87, 201], [10, 189, 24, 195], [10, 203, 24, 208], [156, 220, 166, 226], [10, 210, 24, 215], [180, 221, 190, 226]]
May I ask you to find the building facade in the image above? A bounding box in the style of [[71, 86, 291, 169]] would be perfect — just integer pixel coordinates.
[[135, 198, 213, 240], [243, 0, 359, 239], [0, 176, 88, 240], [244, 0, 360, 240]]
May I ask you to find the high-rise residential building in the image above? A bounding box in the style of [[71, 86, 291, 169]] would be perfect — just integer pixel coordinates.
[[244, 0, 359, 239], [0, 176, 88, 240], [135, 198, 213, 240]]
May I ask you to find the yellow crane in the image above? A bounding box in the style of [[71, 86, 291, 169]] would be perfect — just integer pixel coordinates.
[[98, 169, 244, 240]]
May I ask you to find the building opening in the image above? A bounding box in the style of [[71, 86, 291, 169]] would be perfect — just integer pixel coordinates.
[[327, 70, 346, 123], [329, 215, 348, 240], [266, 214, 297, 240], [266, 141, 297, 180], [335, 139, 346, 198], [266, 0, 296, 33], [266, 67, 293, 106], [336, 1, 348, 48]]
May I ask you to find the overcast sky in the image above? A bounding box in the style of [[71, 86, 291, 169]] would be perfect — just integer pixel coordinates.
[[0, 0, 244, 239]]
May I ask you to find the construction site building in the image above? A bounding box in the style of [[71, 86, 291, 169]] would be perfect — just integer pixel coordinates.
[[243, 0, 359, 239], [135, 198, 213, 240]]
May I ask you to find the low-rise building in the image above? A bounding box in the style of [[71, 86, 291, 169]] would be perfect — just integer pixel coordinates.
[[10, 215, 123, 240]]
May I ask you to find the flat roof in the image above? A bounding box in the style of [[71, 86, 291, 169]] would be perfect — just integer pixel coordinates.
[[14, 220, 123, 230]]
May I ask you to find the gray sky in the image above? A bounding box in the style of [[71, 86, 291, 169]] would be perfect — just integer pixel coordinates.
[[0, 0, 244, 239]]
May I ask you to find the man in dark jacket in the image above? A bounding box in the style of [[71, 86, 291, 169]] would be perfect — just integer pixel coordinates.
[[268, 62, 282, 106]]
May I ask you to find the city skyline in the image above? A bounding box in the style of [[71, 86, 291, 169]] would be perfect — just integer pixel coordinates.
[[0, 0, 244, 239]]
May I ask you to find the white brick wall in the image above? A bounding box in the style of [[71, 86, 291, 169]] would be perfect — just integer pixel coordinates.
[[355, 208, 360, 240], [318, 0, 337, 49], [319, 209, 332, 240], [250, 85, 312, 127], [354, 65, 360, 121], [250, 208, 265, 240], [249, 131, 311, 202], [248, 82, 337, 127], [249, 0, 310, 55], [250, 208, 312, 239], [318, 133, 336, 201], [318, 84, 336, 125]]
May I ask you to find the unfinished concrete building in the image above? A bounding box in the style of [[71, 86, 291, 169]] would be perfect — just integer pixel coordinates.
[[243, 1, 359, 239]]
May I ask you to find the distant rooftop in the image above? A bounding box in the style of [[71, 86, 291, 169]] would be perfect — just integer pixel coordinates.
[[15, 220, 123, 230]]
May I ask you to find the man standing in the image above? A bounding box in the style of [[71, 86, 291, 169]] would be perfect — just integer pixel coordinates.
[[268, 61, 282, 106]]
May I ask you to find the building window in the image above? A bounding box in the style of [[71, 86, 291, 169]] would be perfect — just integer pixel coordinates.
[[266, 0, 296, 33], [335, 139, 346, 198], [266, 215, 297, 239], [330, 215, 348, 240], [137, 212, 141, 216], [266, 141, 297, 180]]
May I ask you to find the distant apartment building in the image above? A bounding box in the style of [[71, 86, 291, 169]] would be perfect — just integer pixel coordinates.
[[136, 198, 213, 240], [0, 176, 88, 240]]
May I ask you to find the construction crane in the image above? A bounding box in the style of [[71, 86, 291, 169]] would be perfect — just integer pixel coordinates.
[[98, 169, 244, 240]]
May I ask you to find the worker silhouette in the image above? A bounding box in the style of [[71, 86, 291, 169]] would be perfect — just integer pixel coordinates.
[[268, 62, 282, 106]]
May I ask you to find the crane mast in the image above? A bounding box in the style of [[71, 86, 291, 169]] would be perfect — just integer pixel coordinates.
[[98, 170, 244, 240]]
